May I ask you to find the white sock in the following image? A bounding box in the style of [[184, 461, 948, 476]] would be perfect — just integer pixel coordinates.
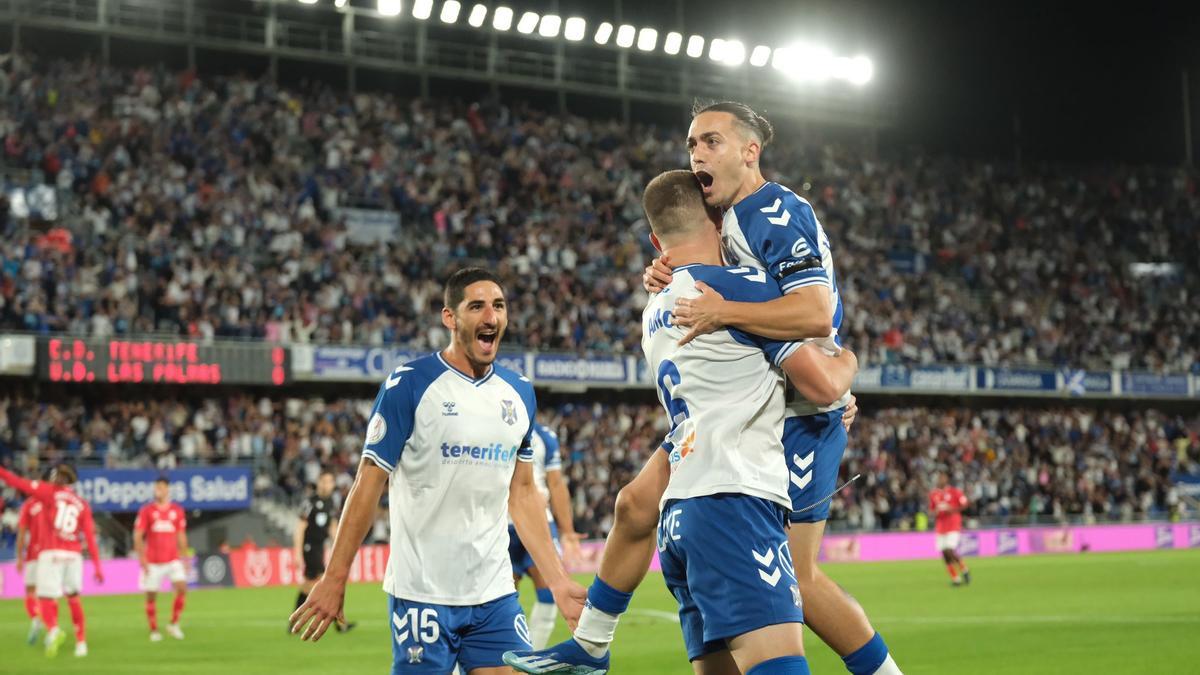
[[873, 654, 903, 675], [529, 601, 557, 650], [572, 604, 620, 658]]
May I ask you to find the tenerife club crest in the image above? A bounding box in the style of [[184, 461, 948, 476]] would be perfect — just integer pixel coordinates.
[[500, 399, 518, 426]]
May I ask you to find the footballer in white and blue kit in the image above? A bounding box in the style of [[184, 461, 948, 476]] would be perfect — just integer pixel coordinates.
[[289, 268, 583, 674], [719, 180, 852, 524], [644, 262, 810, 667], [508, 424, 564, 579]]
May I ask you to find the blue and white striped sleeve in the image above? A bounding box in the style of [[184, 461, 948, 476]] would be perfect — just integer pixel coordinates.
[[743, 194, 831, 294]]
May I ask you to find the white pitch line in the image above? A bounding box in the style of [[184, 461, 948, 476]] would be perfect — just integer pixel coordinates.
[[873, 615, 1200, 625], [628, 608, 681, 623]]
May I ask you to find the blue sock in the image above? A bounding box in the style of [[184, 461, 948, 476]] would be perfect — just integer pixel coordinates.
[[585, 576, 632, 615], [843, 632, 889, 675], [535, 587, 554, 604], [747, 655, 811, 674]]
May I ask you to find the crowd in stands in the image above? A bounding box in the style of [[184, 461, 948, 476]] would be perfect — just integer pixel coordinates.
[[0, 54, 1197, 371], [2, 393, 1196, 541]]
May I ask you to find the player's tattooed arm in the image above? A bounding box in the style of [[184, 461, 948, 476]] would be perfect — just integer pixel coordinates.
[[291, 459, 388, 643], [509, 461, 588, 629], [675, 282, 834, 345]]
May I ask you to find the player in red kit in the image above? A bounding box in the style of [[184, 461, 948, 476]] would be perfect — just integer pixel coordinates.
[[930, 472, 971, 586], [17, 492, 47, 645], [134, 476, 190, 641], [0, 463, 104, 658]]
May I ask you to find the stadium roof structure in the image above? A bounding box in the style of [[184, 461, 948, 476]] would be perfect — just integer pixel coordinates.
[[0, 0, 895, 129]]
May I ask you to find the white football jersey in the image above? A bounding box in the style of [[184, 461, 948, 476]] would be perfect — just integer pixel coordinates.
[[642, 263, 800, 509], [362, 352, 536, 605], [721, 181, 851, 416]]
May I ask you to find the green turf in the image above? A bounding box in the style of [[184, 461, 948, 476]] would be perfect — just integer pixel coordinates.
[[3, 549, 1199, 673]]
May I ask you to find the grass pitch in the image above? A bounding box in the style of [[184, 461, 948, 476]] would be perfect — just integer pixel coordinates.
[[3, 549, 1198, 673]]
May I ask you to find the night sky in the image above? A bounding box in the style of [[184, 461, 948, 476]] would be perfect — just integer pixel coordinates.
[[655, 0, 1200, 164]]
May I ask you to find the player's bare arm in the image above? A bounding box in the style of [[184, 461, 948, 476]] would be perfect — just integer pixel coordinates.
[[290, 459, 388, 642], [179, 527, 190, 573], [134, 527, 148, 573], [546, 468, 582, 568], [509, 460, 587, 629], [781, 345, 859, 408], [674, 281, 834, 344], [16, 520, 26, 573]]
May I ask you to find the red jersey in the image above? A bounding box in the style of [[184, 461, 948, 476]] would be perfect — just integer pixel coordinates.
[[929, 486, 968, 534], [0, 467, 100, 564], [134, 501, 187, 563], [17, 498, 46, 561]]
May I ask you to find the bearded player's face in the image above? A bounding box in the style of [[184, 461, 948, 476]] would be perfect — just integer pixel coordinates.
[[446, 280, 508, 367]]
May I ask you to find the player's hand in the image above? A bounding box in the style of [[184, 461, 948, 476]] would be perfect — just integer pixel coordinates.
[[94, 567, 105, 584], [15, 558, 23, 573], [673, 281, 727, 345], [290, 575, 347, 642], [842, 395, 858, 432], [294, 552, 305, 575], [643, 255, 674, 293], [139, 558, 148, 574], [560, 531, 584, 571], [549, 578, 588, 631]]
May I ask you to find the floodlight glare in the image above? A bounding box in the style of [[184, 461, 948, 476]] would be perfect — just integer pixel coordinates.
[[517, 11, 539, 34], [750, 45, 771, 67], [686, 35, 704, 58], [539, 14, 562, 38], [467, 3, 487, 27], [412, 0, 432, 20], [709, 38, 726, 61], [492, 6, 513, 30], [440, 0, 460, 23], [847, 55, 874, 85], [298, 0, 318, 5], [664, 32, 682, 55], [377, 0, 402, 17], [334, 0, 348, 7], [637, 28, 658, 52], [721, 40, 745, 66], [564, 17, 586, 41], [616, 24, 636, 48], [594, 22, 613, 44]]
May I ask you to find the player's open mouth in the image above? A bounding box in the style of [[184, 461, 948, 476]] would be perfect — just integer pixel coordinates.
[[695, 170, 715, 196], [476, 329, 498, 353]]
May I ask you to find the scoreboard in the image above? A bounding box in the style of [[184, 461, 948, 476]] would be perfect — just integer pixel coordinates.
[[40, 338, 289, 386]]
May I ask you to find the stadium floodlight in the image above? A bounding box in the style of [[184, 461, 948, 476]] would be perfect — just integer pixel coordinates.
[[721, 40, 745, 66], [492, 6, 513, 30], [846, 55, 874, 85], [467, 3, 486, 27], [664, 31, 682, 55], [773, 43, 834, 81], [517, 11, 539, 34], [440, 0, 461, 23], [412, 0, 432, 20], [335, 0, 348, 7], [686, 35, 704, 58], [298, 0, 318, 5], [708, 38, 726, 61], [539, 14, 562, 38], [564, 17, 586, 41], [594, 22, 613, 45], [750, 45, 771, 67], [616, 24, 636, 49], [637, 28, 658, 52], [377, 0, 403, 17]]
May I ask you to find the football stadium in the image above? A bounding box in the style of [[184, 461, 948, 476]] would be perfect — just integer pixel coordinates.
[[1, 1, 1199, 673]]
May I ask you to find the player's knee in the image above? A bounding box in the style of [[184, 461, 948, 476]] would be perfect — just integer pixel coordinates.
[[614, 484, 658, 534]]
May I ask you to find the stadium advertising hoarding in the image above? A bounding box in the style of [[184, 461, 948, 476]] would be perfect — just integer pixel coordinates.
[[227, 545, 389, 588], [307, 346, 525, 381], [37, 337, 290, 386], [77, 468, 253, 512], [569, 522, 1200, 575]]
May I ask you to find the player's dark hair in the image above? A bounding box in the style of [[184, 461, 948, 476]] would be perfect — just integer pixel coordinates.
[[643, 170, 707, 240], [155, 475, 170, 485], [443, 267, 505, 310], [54, 463, 78, 485], [691, 99, 775, 149]]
